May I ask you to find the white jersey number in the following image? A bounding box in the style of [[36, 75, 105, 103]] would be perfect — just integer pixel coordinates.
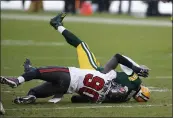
[[78, 74, 105, 101]]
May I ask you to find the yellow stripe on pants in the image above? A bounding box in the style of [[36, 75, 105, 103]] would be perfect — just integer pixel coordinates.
[[77, 42, 100, 70]]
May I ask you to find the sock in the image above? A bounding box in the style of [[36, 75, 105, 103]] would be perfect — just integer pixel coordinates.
[[57, 26, 82, 47], [57, 26, 66, 34], [21, 69, 41, 82], [17, 76, 25, 84]]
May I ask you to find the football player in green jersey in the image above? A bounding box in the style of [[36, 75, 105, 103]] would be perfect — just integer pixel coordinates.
[[14, 12, 150, 104], [49, 12, 150, 103]]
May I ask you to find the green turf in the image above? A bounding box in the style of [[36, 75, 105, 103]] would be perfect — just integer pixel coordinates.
[[1, 11, 172, 117]]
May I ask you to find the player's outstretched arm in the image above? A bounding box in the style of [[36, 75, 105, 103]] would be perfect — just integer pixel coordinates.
[[102, 53, 149, 77], [102, 53, 133, 73], [50, 12, 82, 48]]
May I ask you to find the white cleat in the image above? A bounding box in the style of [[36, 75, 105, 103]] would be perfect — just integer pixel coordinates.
[[0, 101, 5, 115]]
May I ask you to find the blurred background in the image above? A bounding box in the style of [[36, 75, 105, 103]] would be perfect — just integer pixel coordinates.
[[1, 0, 172, 17]]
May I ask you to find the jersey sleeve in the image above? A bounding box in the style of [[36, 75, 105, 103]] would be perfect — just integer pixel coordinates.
[[107, 70, 117, 80]]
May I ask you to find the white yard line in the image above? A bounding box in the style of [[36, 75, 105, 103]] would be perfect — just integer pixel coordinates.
[[1, 13, 172, 27], [1, 40, 65, 46], [148, 86, 157, 88], [2, 90, 25, 93], [150, 89, 171, 92], [155, 76, 172, 79], [5, 104, 172, 111]]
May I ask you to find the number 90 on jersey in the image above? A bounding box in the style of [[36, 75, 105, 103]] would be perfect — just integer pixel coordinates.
[[78, 74, 105, 102]]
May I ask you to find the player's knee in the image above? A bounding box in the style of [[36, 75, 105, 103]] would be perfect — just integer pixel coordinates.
[[27, 88, 37, 96], [27, 88, 43, 98]]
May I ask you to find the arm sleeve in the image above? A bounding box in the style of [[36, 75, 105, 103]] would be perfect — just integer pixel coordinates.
[[102, 53, 141, 74], [120, 55, 140, 75], [102, 56, 119, 74]]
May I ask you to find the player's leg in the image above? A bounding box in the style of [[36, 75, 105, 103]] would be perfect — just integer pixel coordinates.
[[50, 12, 82, 48], [13, 82, 64, 104], [58, 26, 100, 70], [50, 12, 101, 70], [0, 66, 70, 90], [27, 82, 63, 98]]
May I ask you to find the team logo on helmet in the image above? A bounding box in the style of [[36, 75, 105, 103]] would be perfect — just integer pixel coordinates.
[[134, 85, 150, 102]]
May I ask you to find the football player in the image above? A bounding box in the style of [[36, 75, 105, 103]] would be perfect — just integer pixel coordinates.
[[48, 12, 150, 103]]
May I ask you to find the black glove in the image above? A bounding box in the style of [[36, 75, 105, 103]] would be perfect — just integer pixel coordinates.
[[132, 65, 149, 78]]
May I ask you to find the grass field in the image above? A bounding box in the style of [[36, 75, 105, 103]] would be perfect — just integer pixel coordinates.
[[1, 10, 172, 117]]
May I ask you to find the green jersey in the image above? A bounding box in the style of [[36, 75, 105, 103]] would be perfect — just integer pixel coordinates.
[[113, 72, 142, 102], [97, 66, 142, 102]]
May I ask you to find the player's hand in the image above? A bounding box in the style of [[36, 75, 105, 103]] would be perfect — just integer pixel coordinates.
[[137, 65, 150, 78], [132, 65, 150, 78], [137, 69, 149, 77]]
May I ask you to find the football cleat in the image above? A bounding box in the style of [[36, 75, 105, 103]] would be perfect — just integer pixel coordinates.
[[14, 95, 36, 104], [50, 12, 67, 30], [0, 76, 19, 88], [23, 58, 35, 73], [48, 94, 63, 103], [0, 101, 5, 115]]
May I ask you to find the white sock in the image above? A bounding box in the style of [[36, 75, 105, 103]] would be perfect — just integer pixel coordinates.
[[17, 76, 25, 83], [57, 26, 66, 34]]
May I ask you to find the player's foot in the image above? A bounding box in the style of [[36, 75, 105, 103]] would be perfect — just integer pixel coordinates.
[[50, 12, 67, 30], [23, 58, 35, 73], [48, 94, 63, 103], [14, 95, 36, 104], [0, 76, 19, 88], [0, 101, 5, 115]]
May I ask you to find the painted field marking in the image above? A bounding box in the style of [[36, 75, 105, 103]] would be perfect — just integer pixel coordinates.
[[1, 13, 172, 27], [155, 76, 172, 79], [1, 40, 65, 46], [2, 90, 25, 93], [150, 89, 171, 92], [5, 104, 172, 111]]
